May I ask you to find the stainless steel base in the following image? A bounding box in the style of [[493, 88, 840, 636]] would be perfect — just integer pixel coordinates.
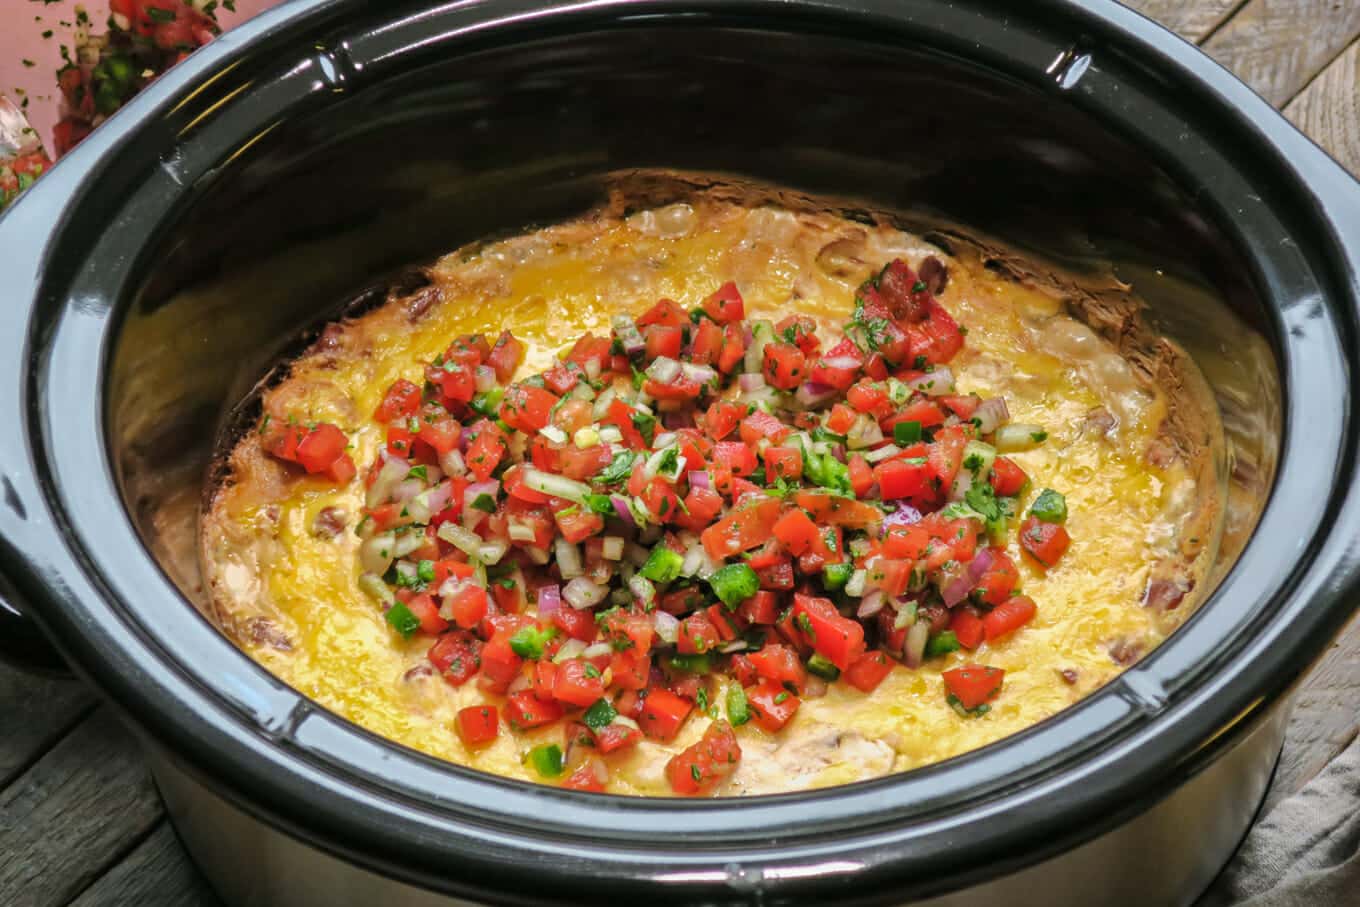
[[148, 704, 1287, 907]]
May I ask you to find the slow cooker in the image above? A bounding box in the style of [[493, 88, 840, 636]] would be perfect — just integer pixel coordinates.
[[2, 1, 1358, 904]]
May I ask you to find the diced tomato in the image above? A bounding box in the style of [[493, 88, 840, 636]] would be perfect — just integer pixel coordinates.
[[772, 508, 820, 556], [702, 281, 745, 323], [639, 478, 680, 523], [553, 659, 607, 707], [637, 688, 693, 741], [600, 608, 655, 655], [890, 399, 948, 430], [444, 582, 489, 629], [764, 446, 803, 481], [826, 403, 858, 435], [848, 454, 875, 498], [690, 318, 725, 365], [595, 722, 644, 754], [748, 644, 807, 692], [705, 604, 740, 641], [739, 410, 792, 446], [844, 650, 894, 693], [677, 613, 722, 655], [763, 342, 807, 390], [325, 454, 357, 484], [907, 299, 965, 366], [972, 550, 1019, 606], [609, 648, 651, 690], [777, 315, 821, 357], [666, 720, 741, 796], [644, 324, 685, 360], [503, 464, 551, 504], [793, 492, 883, 530], [756, 556, 795, 590], [943, 664, 1005, 710], [739, 590, 780, 625], [876, 259, 930, 323], [435, 362, 478, 405], [644, 375, 704, 401], [941, 394, 980, 420], [866, 557, 913, 599], [416, 406, 461, 455], [386, 424, 415, 459], [808, 339, 864, 390], [500, 384, 560, 433], [488, 331, 524, 382], [713, 441, 759, 478], [555, 506, 606, 543], [672, 486, 724, 533], [604, 398, 648, 449], [989, 457, 1030, 496], [375, 379, 422, 422], [876, 456, 935, 502], [542, 363, 580, 395], [551, 605, 596, 642], [465, 421, 508, 481], [506, 691, 564, 730], [561, 761, 608, 792], [1020, 516, 1071, 567], [745, 679, 801, 732], [704, 400, 743, 440], [479, 630, 525, 692], [399, 591, 446, 636], [701, 497, 782, 560], [502, 498, 556, 550], [789, 594, 865, 671], [847, 381, 891, 416], [950, 607, 986, 650], [883, 524, 930, 560], [636, 298, 689, 328], [455, 705, 499, 746], [430, 557, 473, 586], [928, 425, 969, 489], [717, 323, 747, 374], [294, 423, 348, 474], [428, 632, 483, 686], [983, 595, 1037, 642], [566, 334, 612, 373]]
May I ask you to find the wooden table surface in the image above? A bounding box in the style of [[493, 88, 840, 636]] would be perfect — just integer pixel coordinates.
[[3, 3, 1360, 905]]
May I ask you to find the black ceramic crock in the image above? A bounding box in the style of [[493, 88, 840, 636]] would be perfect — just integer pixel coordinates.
[[2, 1, 1359, 904]]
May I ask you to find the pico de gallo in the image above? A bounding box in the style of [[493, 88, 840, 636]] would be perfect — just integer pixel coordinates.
[[52, 0, 220, 156], [263, 257, 1073, 795]]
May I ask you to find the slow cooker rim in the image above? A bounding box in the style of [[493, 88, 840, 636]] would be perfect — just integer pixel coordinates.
[[3, 0, 1360, 902]]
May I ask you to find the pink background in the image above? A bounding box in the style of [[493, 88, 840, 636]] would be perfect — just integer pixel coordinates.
[[1, 0, 278, 153]]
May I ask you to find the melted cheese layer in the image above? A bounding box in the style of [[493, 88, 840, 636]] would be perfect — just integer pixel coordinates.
[[205, 202, 1207, 796]]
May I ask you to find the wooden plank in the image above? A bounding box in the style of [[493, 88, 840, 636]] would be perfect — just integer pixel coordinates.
[[1202, 0, 1360, 107], [1121, 0, 1248, 43], [1285, 38, 1360, 178], [1266, 614, 1360, 811], [0, 662, 95, 789], [68, 822, 223, 907], [0, 708, 163, 907]]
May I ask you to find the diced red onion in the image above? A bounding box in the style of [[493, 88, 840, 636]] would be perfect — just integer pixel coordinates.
[[738, 373, 767, 393], [645, 357, 682, 383], [555, 538, 583, 579], [903, 621, 930, 668], [360, 534, 397, 575], [663, 409, 696, 430], [611, 495, 637, 529], [908, 366, 954, 397], [681, 363, 717, 385], [652, 610, 680, 644], [846, 414, 884, 450], [857, 589, 886, 619], [628, 574, 656, 607], [973, 397, 1010, 435], [802, 675, 829, 699], [474, 365, 498, 393], [688, 470, 710, 490], [439, 448, 467, 477], [828, 443, 847, 463], [365, 457, 409, 509], [863, 443, 902, 463], [537, 584, 561, 616], [822, 356, 862, 371], [424, 481, 453, 515], [795, 381, 839, 408], [938, 561, 973, 607], [612, 315, 646, 357], [563, 577, 609, 609], [967, 547, 996, 582], [882, 503, 923, 532]]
